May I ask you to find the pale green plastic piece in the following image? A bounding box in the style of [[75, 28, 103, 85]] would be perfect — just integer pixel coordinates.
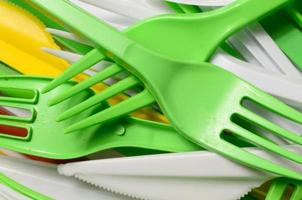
[[0, 173, 52, 200], [30, 0, 302, 179], [0, 75, 199, 159], [265, 178, 302, 200]]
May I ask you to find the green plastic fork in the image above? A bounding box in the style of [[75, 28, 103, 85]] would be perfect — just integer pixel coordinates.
[[286, 0, 302, 29], [261, 7, 302, 70], [0, 173, 51, 200], [41, 0, 294, 120], [0, 75, 199, 159], [31, 0, 302, 179], [265, 178, 302, 200]]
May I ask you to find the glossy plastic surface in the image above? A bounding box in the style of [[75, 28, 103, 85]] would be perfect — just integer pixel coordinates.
[[265, 178, 302, 200], [30, 0, 302, 178], [0, 76, 199, 159], [59, 145, 302, 200]]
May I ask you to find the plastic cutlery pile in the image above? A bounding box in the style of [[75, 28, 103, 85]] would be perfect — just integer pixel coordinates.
[[0, 0, 302, 199]]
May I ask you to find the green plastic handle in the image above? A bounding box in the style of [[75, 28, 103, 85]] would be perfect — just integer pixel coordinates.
[[0, 173, 52, 200]]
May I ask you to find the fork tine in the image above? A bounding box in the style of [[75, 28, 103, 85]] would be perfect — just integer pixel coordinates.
[[292, 183, 302, 200], [247, 88, 302, 124], [46, 28, 92, 45], [286, 4, 302, 29], [230, 122, 302, 165], [42, 47, 112, 72], [64, 89, 154, 133], [58, 76, 140, 121], [42, 48, 82, 63], [204, 133, 302, 180], [42, 48, 104, 93], [266, 179, 288, 200], [238, 107, 302, 145], [49, 64, 122, 106]]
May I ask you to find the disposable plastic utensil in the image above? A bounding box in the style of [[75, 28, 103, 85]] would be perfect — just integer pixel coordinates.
[[165, 1, 302, 108], [261, 10, 302, 70], [110, 0, 293, 62], [44, 0, 302, 142], [0, 75, 199, 159], [8, 0, 168, 123], [1, 1, 189, 159], [166, 0, 233, 6], [0, 0, 69, 76], [40, 0, 295, 115], [169, 1, 301, 78], [175, 0, 302, 70], [171, 0, 302, 29], [265, 178, 302, 200], [286, 0, 302, 29], [0, 173, 51, 200], [41, 38, 302, 145], [79, 0, 171, 20], [58, 145, 302, 200], [32, 0, 302, 179], [43, 33, 302, 110], [0, 155, 132, 200]]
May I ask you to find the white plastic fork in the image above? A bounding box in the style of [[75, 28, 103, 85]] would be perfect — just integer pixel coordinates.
[[79, 0, 172, 20], [70, 0, 135, 30], [58, 145, 302, 200]]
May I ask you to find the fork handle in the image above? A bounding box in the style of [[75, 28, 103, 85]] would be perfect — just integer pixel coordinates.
[[211, 0, 292, 41], [30, 0, 134, 60]]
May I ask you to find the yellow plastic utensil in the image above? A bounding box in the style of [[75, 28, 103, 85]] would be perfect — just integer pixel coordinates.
[[0, 0, 68, 76]]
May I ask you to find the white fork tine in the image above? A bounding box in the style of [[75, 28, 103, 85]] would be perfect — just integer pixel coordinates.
[[212, 50, 302, 108], [42, 47, 82, 63], [197, 4, 302, 78], [42, 47, 110, 71], [42, 47, 104, 76], [70, 0, 133, 30], [245, 24, 302, 78], [46, 28, 92, 45], [232, 24, 301, 78], [230, 28, 282, 73]]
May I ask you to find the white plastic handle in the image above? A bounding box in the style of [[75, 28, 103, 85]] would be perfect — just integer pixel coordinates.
[[58, 145, 302, 200]]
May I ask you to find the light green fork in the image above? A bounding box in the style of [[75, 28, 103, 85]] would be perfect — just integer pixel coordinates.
[[31, 0, 302, 179]]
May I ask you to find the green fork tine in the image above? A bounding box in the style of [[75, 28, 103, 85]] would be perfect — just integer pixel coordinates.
[[286, 0, 302, 28]]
